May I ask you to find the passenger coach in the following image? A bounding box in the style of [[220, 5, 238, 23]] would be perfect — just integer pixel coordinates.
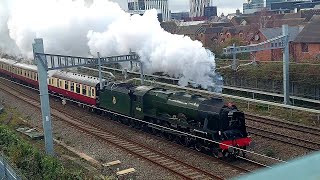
[[0, 58, 103, 106]]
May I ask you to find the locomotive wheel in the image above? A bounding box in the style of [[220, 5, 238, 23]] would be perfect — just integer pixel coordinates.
[[194, 142, 202, 152], [242, 147, 247, 157], [162, 123, 174, 141], [212, 148, 220, 158], [180, 136, 192, 147], [134, 122, 142, 130], [151, 128, 158, 135], [222, 150, 229, 160], [163, 132, 174, 141]]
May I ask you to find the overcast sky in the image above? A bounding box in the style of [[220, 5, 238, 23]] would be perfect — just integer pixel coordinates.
[[110, 0, 244, 15]]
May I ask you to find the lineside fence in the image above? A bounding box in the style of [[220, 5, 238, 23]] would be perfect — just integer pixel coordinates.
[[0, 153, 23, 180], [224, 77, 320, 101], [129, 78, 320, 125]]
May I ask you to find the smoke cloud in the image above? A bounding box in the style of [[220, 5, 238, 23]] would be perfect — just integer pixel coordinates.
[[0, 0, 222, 91]]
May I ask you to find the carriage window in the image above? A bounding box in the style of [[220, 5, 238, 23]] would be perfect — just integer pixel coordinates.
[[70, 82, 74, 92], [59, 80, 63, 88], [65, 81, 69, 90], [88, 87, 91, 96], [76, 84, 81, 94], [91, 88, 95, 97], [82, 85, 87, 95]]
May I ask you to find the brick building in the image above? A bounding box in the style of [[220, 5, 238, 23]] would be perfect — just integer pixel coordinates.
[[293, 15, 320, 62], [250, 26, 302, 61]]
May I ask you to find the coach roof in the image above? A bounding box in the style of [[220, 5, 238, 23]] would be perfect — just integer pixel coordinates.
[[53, 71, 104, 87]]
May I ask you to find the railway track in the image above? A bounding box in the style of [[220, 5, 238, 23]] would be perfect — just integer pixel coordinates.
[[0, 78, 254, 179], [246, 114, 320, 136], [246, 114, 320, 151], [247, 126, 320, 151]]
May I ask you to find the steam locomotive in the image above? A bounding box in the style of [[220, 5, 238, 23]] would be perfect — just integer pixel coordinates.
[[0, 58, 251, 158]]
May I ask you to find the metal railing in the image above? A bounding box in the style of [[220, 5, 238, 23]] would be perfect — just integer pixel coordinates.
[[0, 153, 23, 180]]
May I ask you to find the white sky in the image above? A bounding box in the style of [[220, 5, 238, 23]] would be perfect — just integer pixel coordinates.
[[109, 0, 244, 15]]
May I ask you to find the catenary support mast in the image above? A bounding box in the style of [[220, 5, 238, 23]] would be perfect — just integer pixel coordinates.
[[32, 38, 143, 155], [223, 24, 290, 105]]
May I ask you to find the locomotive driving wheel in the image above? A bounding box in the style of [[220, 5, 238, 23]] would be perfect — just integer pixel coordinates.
[[212, 148, 220, 158], [180, 136, 192, 147], [163, 122, 174, 141], [242, 146, 246, 157], [194, 142, 202, 152]]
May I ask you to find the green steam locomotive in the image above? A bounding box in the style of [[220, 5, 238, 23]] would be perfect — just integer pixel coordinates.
[[98, 82, 251, 158]]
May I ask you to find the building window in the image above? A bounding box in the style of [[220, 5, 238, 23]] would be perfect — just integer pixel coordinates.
[[301, 43, 308, 52]]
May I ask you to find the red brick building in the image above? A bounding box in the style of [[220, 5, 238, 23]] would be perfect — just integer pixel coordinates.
[[250, 26, 302, 61], [292, 16, 320, 62]]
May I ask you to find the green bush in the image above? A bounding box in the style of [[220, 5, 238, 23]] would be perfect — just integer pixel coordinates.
[[264, 147, 276, 157], [0, 126, 85, 179]]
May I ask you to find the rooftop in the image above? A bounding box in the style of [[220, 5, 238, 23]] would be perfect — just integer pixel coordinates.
[[294, 15, 320, 43]]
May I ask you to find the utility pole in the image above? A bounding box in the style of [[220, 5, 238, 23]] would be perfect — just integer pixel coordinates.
[[223, 24, 290, 105], [33, 38, 141, 155], [282, 24, 290, 105], [33, 39, 54, 156]]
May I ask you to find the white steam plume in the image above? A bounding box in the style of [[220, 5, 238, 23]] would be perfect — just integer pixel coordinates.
[[0, 0, 222, 91]]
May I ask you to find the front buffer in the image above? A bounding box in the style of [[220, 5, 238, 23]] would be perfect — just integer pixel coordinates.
[[219, 137, 252, 158]]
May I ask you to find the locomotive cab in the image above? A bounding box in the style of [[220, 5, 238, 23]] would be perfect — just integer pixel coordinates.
[[218, 103, 251, 157]]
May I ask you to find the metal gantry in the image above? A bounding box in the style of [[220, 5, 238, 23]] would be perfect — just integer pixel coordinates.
[[223, 24, 290, 105], [32, 38, 144, 155]]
